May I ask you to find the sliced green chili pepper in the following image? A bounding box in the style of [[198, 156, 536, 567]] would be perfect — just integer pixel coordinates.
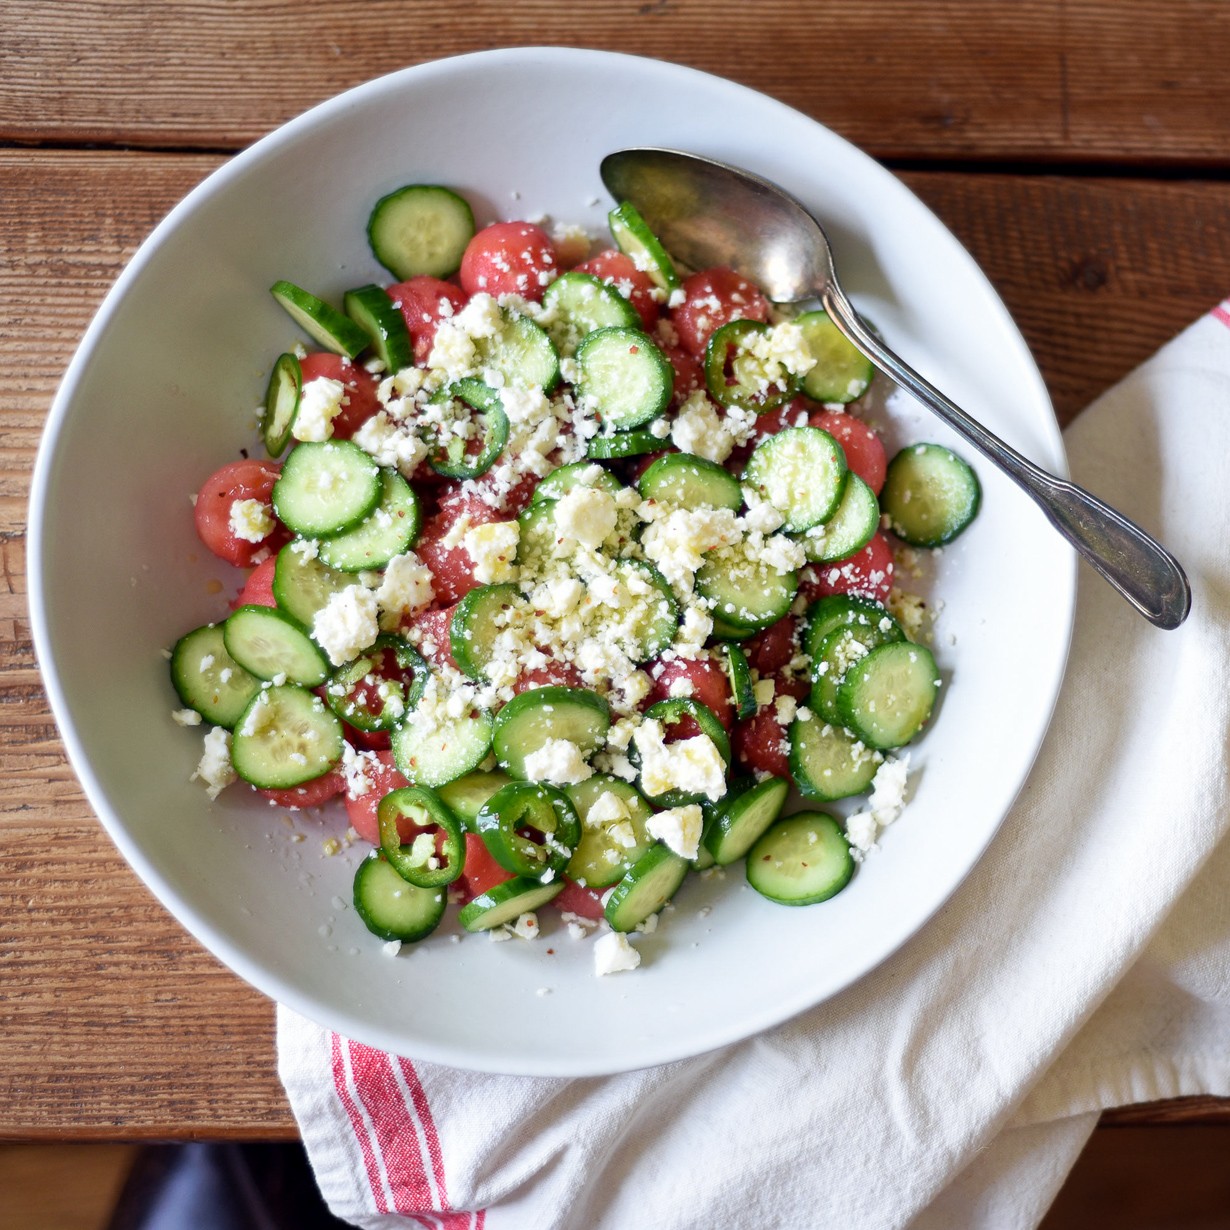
[[426, 378, 510, 478], [475, 781, 581, 882], [378, 786, 465, 889], [326, 635, 429, 732], [703, 318, 797, 413]]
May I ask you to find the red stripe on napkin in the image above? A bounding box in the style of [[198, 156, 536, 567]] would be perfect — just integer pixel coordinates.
[[334, 1033, 487, 1228], [330, 1032, 394, 1216], [1212, 300, 1230, 328], [349, 1042, 439, 1217]]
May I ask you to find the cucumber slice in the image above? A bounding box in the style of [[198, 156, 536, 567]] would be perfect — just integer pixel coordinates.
[[575, 327, 673, 430], [272, 441, 382, 538], [695, 539, 799, 632], [716, 642, 757, 720], [449, 583, 524, 680], [273, 542, 363, 628], [710, 615, 754, 641], [702, 775, 790, 866], [492, 686, 610, 780], [789, 715, 882, 801], [743, 427, 848, 532], [835, 641, 940, 750], [261, 352, 302, 458], [563, 774, 654, 888], [269, 280, 369, 359], [458, 876, 564, 932], [604, 843, 691, 933], [809, 618, 903, 724], [802, 594, 899, 662], [316, 469, 421, 572], [391, 705, 494, 788], [531, 461, 623, 506], [637, 452, 743, 511], [796, 473, 880, 563], [170, 623, 262, 729], [353, 854, 447, 943], [223, 605, 330, 687], [608, 200, 680, 292], [881, 443, 981, 547], [435, 769, 513, 829], [424, 380, 510, 479], [343, 283, 414, 374], [367, 184, 475, 280], [794, 310, 875, 404], [230, 684, 343, 789], [477, 311, 559, 392], [515, 499, 569, 570], [542, 271, 640, 344], [704, 319, 795, 412], [586, 429, 664, 459], [614, 559, 679, 662], [746, 812, 854, 905]]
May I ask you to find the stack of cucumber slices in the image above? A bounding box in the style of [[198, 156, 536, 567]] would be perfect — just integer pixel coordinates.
[[170, 179, 982, 967]]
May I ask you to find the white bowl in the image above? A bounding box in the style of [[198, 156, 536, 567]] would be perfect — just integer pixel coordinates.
[[29, 48, 1074, 1076]]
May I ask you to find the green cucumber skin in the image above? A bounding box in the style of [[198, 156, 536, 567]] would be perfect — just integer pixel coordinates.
[[458, 877, 564, 932], [881, 444, 981, 547], [491, 686, 610, 779], [746, 812, 854, 906], [604, 844, 691, 933], [353, 854, 447, 942], [367, 184, 475, 281]]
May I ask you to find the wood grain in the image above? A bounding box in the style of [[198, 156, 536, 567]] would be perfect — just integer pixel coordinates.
[[2, 148, 1230, 1137], [2, 1, 1230, 164]]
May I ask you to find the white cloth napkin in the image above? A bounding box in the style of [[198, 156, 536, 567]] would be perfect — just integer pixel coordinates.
[[278, 301, 1230, 1230]]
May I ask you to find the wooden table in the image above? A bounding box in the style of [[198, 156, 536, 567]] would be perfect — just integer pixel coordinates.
[[3, 0, 1228, 1161]]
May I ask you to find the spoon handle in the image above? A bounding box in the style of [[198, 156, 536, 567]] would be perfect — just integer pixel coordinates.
[[821, 285, 1191, 630]]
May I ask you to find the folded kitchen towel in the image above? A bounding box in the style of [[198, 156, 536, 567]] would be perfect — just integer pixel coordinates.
[[278, 301, 1230, 1230]]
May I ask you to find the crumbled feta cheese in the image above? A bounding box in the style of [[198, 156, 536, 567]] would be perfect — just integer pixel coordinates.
[[845, 755, 911, 853], [554, 486, 618, 548], [375, 551, 435, 623], [172, 708, 202, 727], [587, 790, 631, 827], [512, 912, 540, 940], [293, 376, 348, 442], [634, 719, 727, 802], [464, 520, 520, 584], [522, 738, 594, 786], [342, 743, 377, 798], [351, 411, 429, 476], [228, 498, 274, 544], [312, 585, 380, 666], [192, 726, 235, 800], [669, 391, 750, 463], [646, 804, 703, 859], [594, 930, 640, 976]]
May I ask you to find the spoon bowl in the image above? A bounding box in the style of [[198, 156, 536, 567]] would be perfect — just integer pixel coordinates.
[[601, 148, 1192, 630]]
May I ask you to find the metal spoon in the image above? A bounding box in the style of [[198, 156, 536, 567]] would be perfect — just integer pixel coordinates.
[[600, 148, 1191, 630]]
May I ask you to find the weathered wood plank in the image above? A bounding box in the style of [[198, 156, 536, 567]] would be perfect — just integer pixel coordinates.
[[4, 150, 1230, 1136], [2, 2, 1229, 164]]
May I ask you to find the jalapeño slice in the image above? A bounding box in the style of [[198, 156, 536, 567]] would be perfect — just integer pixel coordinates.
[[475, 781, 582, 883], [425, 378, 510, 479], [378, 786, 465, 889], [325, 635, 429, 732]]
